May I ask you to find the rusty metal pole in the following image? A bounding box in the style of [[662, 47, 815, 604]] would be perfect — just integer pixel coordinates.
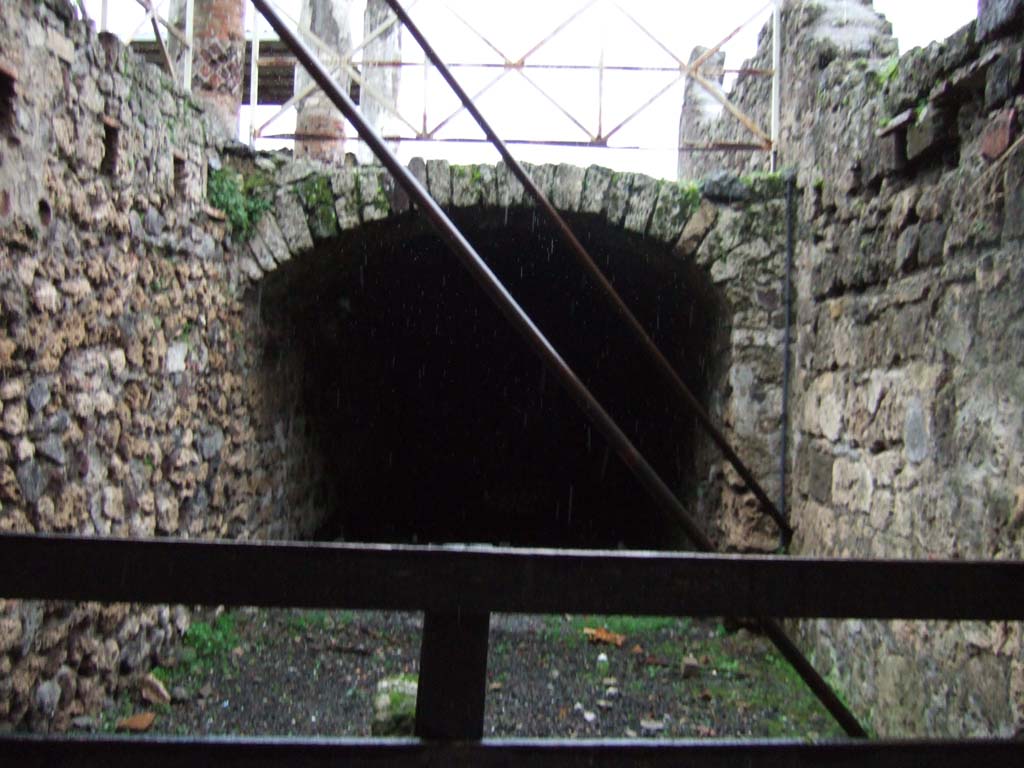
[[381, 0, 794, 545]]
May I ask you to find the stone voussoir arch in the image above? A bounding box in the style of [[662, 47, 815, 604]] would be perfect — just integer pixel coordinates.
[[233, 158, 707, 283]]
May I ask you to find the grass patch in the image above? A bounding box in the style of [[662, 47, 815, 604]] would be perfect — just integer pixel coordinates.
[[207, 167, 272, 242], [160, 612, 241, 687], [570, 615, 684, 636]]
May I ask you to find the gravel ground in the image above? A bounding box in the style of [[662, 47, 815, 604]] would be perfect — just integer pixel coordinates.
[[100, 608, 844, 740]]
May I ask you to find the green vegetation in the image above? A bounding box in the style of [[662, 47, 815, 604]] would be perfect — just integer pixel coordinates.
[[914, 99, 929, 123], [874, 56, 900, 88], [207, 167, 272, 242], [740, 171, 786, 199], [280, 608, 357, 638], [296, 173, 338, 239], [677, 179, 702, 216], [162, 612, 240, 683]]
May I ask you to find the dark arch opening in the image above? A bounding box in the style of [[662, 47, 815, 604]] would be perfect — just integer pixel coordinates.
[[258, 206, 727, 549]]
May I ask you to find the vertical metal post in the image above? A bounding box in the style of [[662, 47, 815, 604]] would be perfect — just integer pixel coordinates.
[[597, 2, 605, 141], [101, 0, 109, 32], [249, 2, 261, 147], [415, 611, 490, 740], [183, 0, 195, 94], [779, 174, 795, 520], [770, 0, 781, 171]]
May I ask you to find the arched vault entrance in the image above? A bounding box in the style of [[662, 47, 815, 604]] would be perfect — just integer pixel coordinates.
[[248, 162, 727, 548]]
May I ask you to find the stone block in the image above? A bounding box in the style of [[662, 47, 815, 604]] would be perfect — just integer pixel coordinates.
[[565, 165, 604, 217], [394, 157, 427, 216], [831, 457, 872, 514], [45, 27, 74, 65], [876, 110, 912, 175], [246, 236, 276, 274], [896, 223, 920, 272], [273, 189, 314, 255], [903, 397, 930, 464], [1005, 142, 1024, 239], [331, 168, 360, 229], [649, 182, 698, 244], [253, 213, 290, 266], [984, 45, 1023, 111], [906, 106, 952, 164], [425, 159, 451, 207], [673, 198, 717, 258], [495, 161, 525, 208], [601, 171, 632, 226], [295, 174, 339, 239], [700, 170, 750, 203], [918, 221, 947, 267], [237, 255, 262, 282], [978, 0, 1024, 42], [980, 108, 1017, 160], [550, 163, 585, 212], [799, 443, 835, 505], [623, 174, 660, 234], [450, 164, 483, 208], [358, 167, 391, 223], [477, 164, 497, 207], [525, 163, 557, 199]]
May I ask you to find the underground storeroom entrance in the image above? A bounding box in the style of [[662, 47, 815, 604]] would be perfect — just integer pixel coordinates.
[[258, 205, 726, 549]]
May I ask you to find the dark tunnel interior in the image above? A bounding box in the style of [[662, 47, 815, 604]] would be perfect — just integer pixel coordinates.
[[258, 206, 727, 549]]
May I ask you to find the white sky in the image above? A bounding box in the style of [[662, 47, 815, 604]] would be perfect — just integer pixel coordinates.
[[83, 0, 977, 178]]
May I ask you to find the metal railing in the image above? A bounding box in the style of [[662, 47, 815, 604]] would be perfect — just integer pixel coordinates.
[[2, 533, 1023, 763]]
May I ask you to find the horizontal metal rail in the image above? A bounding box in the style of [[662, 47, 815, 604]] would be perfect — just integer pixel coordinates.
[[2, 735, 1021, 767], [260, 133, 772, 152], [2, 534, 1022, 620], [383, 0, 793, 543]]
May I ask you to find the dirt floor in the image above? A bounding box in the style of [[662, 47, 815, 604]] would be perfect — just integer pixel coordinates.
[[99, 608, 844, 740]]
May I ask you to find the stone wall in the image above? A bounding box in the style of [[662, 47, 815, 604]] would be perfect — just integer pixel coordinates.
[[0, 0, 332, 730], [0, 0, 794, 731], [683, 0, 1024, 737]]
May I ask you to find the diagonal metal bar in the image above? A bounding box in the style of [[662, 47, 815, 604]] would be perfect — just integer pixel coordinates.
[[691, 0, 774, 71], [514, 68, 595, 141], [421, 0, 598, 140], [385, 1, 790, 544], [426, 68, 512, 137], [440, 0, 513, 64], [341, 61, 423, 137], [380, 0, 868, 740], [142, 0, 175, 78], [132, 0, 190, 47], [255, 0, 417, 139], [129, 0, 160, 42], [602, 70, 686, 143], [515, 0, 600, 65], [612, 1, 772, 146]]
